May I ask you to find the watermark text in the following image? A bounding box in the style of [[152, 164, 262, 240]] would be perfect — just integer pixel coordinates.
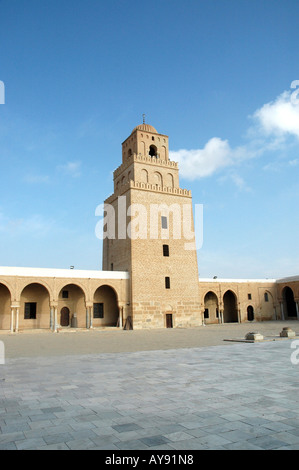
[[0, 81, 5, 104], [290, 340, 299, 365], [95, 198, 203, 251]]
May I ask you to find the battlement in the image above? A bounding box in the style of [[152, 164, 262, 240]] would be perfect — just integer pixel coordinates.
[[105, 180, 192, 204], [114, 153, 178, 179]]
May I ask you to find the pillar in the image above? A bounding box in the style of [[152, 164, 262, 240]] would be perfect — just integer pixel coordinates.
[[10, 307, 14, 333], [15, 307, 19, 333], [119, 306, 123, 329], [280, 302, 285, 321], [238, 309, 241, 323], [220, 309, 224, 324], [86, 308, 89, 329], [54, 307, 58, 332], [89, 306, 93, 329], [296, 302, 299, 321], [50, 307, 54, 330]]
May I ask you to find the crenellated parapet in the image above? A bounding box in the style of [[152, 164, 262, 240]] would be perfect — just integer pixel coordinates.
[[105, 179, 192, 204], [113, 153, 178, 180]]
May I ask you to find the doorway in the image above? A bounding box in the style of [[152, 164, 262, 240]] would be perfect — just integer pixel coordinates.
[[283, 287, 297, 318], [247, 305, 254, 322], [166, 314, 173, 328], [223, 290, 238, 323], [60, 307, 70, 327]]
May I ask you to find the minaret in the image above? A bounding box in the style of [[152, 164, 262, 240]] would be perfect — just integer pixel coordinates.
[[103, 122, 201, 328]]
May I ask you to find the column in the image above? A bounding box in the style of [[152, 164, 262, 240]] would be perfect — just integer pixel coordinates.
[[280, 302, 285, 321], [10, 307, 14, 333], [119, 306, 123, 329], [50, 307, 54, 331], [220, 309, 224, 324], [238, 309, 241, 323], [216, 307, 221, 323], [15, 308, 19, 333], [86, 308, 89, 329], [54, 307, 58, 332], [201, 309, 205, 325], [296, 302, 299, 321], [89, 306, 93, 329]]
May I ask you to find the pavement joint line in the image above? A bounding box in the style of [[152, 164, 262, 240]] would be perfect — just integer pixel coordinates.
[[0, 322, 298, 450]]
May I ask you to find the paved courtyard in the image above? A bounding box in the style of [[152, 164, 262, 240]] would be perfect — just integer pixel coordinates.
[[0, 322, 299, 450]]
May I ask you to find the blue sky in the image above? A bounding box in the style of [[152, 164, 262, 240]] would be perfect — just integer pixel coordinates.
[[0, 0, 299, 278]]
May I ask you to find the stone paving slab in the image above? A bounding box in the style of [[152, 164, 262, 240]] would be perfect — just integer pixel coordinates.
[[0, 335, 298, 450], [1, 321, 297, 358]]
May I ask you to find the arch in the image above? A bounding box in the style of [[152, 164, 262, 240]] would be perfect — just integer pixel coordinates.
[[149, 144, 158, 157], [58, 284, 86, 328], [60, 307, 70, 327], [161, 146, 167, 160], [153, 171, 163, 187], [56, 280, 88, 300], [164, 304, 173, 313], [0, 283, 11, 330], [140, 141, 146, 156], [128, 148, 132, 159], [0, 280, 13, 297], [283, 286, 297, 318], [247, 305, 255, 322], [93, 285, 119, 327], [166, 173, 174, 188], [20, 283, 51, 330], [223, 290, 238, 323], [140, 169, 149, 184], [261, 289, 275, 320], [18, 279, 52, 301], [204, 291, 219, 324]]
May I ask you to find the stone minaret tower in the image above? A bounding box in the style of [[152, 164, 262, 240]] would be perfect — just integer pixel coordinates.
[[103, 122, 201, 328]]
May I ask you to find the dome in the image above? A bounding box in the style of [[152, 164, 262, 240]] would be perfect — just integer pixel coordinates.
[[132, 123, 158, 134]]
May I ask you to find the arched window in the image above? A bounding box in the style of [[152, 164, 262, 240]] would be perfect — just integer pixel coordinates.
[[154, 172, 163, 187], [140, 169, 148, 183], [149, 145, 157, 157]]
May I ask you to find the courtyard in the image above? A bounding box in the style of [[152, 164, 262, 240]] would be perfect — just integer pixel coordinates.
[[0, 321, 298, 450]]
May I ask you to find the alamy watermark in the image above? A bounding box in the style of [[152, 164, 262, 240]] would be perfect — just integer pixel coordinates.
[[290, 340, 299, 365], [290, 80, 299, 105], [95, 197, 203, 251], [0, 81, 5, 104], [0, 341, 5, 365]]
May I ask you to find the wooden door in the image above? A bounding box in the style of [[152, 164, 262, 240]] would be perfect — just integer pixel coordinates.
[[166, 314, 173, 328], [60, 307, 70, 327]]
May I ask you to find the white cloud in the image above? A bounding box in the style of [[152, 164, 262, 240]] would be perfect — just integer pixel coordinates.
[[170, 85, 299, 184], [253, 90, 299, 139], [57, 161, 81, 178], [170, 138, 251, 180], [218, 171, 252, 192]]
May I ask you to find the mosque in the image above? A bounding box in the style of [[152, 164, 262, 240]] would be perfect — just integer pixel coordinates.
[[0, 123, 298, 332]]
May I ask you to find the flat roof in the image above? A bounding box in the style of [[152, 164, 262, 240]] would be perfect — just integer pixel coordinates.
[[276, 275, 299, 284], [0, 266, 129, 280], [199, 278, 277, 283]]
